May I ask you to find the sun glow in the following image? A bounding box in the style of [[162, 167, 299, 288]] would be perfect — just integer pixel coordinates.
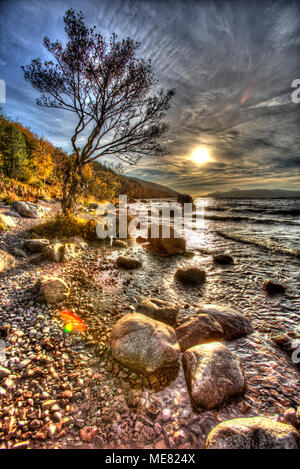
[[192, 147, 211, 164]]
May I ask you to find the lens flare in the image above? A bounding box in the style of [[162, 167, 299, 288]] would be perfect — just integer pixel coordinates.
[[60, 310, 86, 333]]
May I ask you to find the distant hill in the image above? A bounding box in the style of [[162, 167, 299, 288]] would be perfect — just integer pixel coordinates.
[[128, 177, 179, 198], [205, 188, 300, 198]]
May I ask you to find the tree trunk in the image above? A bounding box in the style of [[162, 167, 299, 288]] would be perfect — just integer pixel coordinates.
[[61, 162, 83, 215]]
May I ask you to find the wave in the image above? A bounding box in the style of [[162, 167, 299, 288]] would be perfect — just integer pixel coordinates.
[[205, 207, 300, 217], [203, 214, 299, 225], [215, 230, 300, 258]]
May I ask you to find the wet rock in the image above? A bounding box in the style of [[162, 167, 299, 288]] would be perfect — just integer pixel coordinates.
[[182, 342, 246, 410], [272, 333, 300, 363], [0, 249, 15, 272], [23, 239, 50, 253], [136, 236, 147, 244], [34, 276, 70, 304], [116, 256, 142, 269], [213, 254, 234, 265], [263, 279, 286, 295], [175, 267, 206, 285], [206, 417, 299, 449], [277, 408, 300, 429], [136, 297, 178, 326], [111, 313, 180, 373], [147, 224, 186, 256], [199, 305, 253, 340], [12, 201, 44, 218], [113, 240, 127, 248], [175, 314, 224, 351]]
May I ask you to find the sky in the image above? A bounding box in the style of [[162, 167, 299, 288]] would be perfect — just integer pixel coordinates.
[[0, 0, 300, 195]]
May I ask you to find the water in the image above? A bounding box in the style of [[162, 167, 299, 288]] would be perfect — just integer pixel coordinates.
[[104, 197, 300, 448]]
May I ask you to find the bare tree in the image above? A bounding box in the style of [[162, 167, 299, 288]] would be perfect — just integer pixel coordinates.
[[22, 9, 174, 213]]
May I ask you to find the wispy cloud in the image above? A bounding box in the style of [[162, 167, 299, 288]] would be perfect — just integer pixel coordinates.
[[0, 0, 299, 194]]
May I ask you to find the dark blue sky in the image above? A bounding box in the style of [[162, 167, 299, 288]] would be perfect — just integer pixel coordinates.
[[1, 0, 300, 195]]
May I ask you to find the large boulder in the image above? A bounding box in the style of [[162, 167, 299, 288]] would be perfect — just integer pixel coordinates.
[[182, 342, 246, 410], [12, 201, 44, 218], [111, 313, 180, 373], [198, 305, 253, 340], [23, 239, 50, 253], [175, 315, 224, 351], [147, 224, 186, 256], [0, 250, 15, 273], [34, 277, 70, 304], [136, 297, 178, 327], [175, 267, 206, 285], [116, 256, 142, 269], [206, 417, 299, 449]]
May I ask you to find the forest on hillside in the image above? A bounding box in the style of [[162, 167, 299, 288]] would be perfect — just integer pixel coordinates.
[[0, 112, 171, 204]]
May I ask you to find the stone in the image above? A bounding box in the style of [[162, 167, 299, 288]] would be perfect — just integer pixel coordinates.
[[62, 243, 80, 261], [34, 277, 70, 304], [0, 249, 15, 272], [80, 426, 98, 442], [182, 342, 246, 410], [43, 243, 65, 262], [198, 305, 253, 340], [111, 313, 180, 373], [277, 408, 300, 429], [12, 247, 27, 258], [113, 239, 127, 248], [175, 315, 224, 351], [67, 236, 88, 250], [12, 201, 44, 218], [136, 297, 178, 326], [23, 239, 50, 253], [0, 214, 16, 229], [263, 279, 286, 295], [0, 365, 10, 380], [147, 224, 186, 256], [175, 267, 206, 285], [206, 417, 300, 449], [116, 256, 142, 269], [213, 254, 234, 265], [177, 194, 193, 205]]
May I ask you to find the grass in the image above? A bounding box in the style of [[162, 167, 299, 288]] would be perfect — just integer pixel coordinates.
[[29, 213, 101, 242]]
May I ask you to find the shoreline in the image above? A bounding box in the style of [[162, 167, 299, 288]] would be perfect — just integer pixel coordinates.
[[0, 199, 299, 449]]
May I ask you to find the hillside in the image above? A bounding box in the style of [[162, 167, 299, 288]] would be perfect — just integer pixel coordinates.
[[205, 188, 300, 198], [0, 112, 179, 203], [128, 176, 179, 198]]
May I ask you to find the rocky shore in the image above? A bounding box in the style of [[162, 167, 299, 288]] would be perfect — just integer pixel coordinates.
[[0, 199, 299, 449]]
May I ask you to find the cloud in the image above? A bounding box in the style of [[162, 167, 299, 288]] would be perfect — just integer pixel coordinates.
[[0, 0, 299, 194]]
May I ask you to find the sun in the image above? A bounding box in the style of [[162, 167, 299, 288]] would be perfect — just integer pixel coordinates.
[[192, 147, 211, 164]]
